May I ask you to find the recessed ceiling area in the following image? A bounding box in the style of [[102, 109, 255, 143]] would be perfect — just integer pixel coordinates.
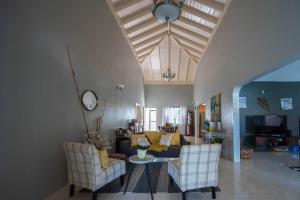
[[106, 0, 230, 85]]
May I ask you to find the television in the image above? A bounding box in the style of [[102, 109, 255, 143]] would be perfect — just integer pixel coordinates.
[[246, 115, 288, 135]]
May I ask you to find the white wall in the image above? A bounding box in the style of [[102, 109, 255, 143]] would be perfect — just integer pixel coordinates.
[[255, 58, 300, 82], [145, 85, 193, 130], [0, 0, 145, 199], [193, 0, 300, 161]]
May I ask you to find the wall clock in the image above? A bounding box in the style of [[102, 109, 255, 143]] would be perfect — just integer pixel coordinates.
[[81, 90, 98, 111]]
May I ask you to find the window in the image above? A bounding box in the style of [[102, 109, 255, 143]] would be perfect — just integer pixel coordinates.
[[144, 108, 157, 131]]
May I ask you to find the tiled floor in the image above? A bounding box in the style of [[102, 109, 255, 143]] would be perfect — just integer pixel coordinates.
[[46, 152, 300, 200]]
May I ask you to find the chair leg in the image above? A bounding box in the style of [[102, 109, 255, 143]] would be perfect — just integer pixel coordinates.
[[212, 186, 216, 199], [182, 191, 186, 200], [92, 191, 97, 200], [169, 175, 173, 186], [69, 184, 75, 197], [120, 175, 124, 186]]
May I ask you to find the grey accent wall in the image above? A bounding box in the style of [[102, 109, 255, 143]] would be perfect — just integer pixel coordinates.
[[239, 82, 300, 140], [145, 85, 193, 126], [193, 0, 300, 161], [0, 0, 144, 199]]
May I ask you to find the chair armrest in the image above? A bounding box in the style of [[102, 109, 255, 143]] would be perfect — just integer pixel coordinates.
[[180, 135, 191, 146]]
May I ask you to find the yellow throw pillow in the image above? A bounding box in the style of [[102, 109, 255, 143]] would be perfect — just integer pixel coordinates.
[[145, 131, 163, 145], [98, 150, 109, 169], [148, 144, 167, 152], [170, 132, 181, 146], [129, 134, 146, 147]]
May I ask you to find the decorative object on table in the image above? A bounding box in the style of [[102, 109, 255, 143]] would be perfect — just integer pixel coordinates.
[[64, 142, 126, 200], [136, 144, 150, 159], [186, 109, 194, 136], [115, 128, 127, 137], [204, 120, 210, 131], [240, 147, 253, 159], [280, 98, 293, 110], [84, 99, 113, 150], [135, 103, 144, 132], [239, 96, 247, 108], [257, 97, 269, 111], [128, 119, 137, 133], [211, 93, 221, 122], [208, 122, 216, 132], [81, 90, 98, 111]]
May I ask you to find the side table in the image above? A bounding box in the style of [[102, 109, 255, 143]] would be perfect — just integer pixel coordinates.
[[124, 154, 155, 200]]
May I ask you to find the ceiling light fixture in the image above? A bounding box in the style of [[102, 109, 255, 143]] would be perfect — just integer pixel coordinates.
[[162, 27, 176, 81], [152, 0, 184, 23]]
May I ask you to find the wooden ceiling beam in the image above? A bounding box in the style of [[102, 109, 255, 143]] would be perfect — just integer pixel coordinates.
[[130, 24, 167, 44], [170, 23, 209, 43], [171, 32, 205, 50], [121, 5, 152, 26], [138, 46, 157, 61], [136, 40, 162, 56], [126, 18, 158, 35], [178, 16, 213, 34], [174, 38, 202, 55], [113, 0, 141, 13], [133, 31, 167, 52], [170, 36, 198, 64], [182, 5, 218, 24], [193, 0, 225, 12]]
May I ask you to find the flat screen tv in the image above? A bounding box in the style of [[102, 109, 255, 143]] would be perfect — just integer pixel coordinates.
[[246, 115, 287, 135]]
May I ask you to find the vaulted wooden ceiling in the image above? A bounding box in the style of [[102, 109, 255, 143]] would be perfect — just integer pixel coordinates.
[[106, 0, 230, 85]]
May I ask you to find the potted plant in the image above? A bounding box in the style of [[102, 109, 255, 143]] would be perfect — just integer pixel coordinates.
[[136, 145, 150, 159], [212, 136, 224, 144]]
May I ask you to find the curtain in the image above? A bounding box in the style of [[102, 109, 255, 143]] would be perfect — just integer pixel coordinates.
[[162, 106, 187, 134]]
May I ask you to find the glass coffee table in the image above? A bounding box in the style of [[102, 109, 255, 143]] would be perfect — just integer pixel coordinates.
[[124, 155, 174, 200]]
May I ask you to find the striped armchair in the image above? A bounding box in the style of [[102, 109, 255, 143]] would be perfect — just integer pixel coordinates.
[[168, 144, 221, 200], [64, 142, 126, 200]]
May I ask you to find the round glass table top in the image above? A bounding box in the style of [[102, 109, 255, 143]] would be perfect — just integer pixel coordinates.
[[129, 154, 156, 164]]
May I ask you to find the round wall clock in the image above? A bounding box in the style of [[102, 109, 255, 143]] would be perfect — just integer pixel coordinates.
[[81, 90, 98, 111]]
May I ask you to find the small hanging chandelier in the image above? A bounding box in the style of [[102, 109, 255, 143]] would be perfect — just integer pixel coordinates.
[[152, 0, 184, 23], [162, 67, 176, 81], [162, 27, 176, 81]]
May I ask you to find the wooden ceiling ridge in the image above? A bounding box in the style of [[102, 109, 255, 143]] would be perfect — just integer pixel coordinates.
[[107, 0, 230, 84]]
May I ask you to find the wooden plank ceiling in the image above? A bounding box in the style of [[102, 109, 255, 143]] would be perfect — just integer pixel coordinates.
[[106, 0, 230, 85]]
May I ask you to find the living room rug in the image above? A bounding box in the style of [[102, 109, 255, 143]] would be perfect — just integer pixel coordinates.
[[96, 163, 220, 193]]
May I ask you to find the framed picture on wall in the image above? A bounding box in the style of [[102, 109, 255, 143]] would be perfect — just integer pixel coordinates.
[[239, 97, 247, 109], [280, 98, 293, 110]]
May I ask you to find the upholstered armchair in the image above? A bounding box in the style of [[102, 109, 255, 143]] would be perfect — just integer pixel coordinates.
[[64, 142, 126, 200], [168, 144, 221, 200]]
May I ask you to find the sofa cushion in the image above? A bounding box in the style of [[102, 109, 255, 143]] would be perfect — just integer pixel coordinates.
[[129, 134, 146, 147], [145, 131, 163, 145], [170, 132, 181, 146]]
